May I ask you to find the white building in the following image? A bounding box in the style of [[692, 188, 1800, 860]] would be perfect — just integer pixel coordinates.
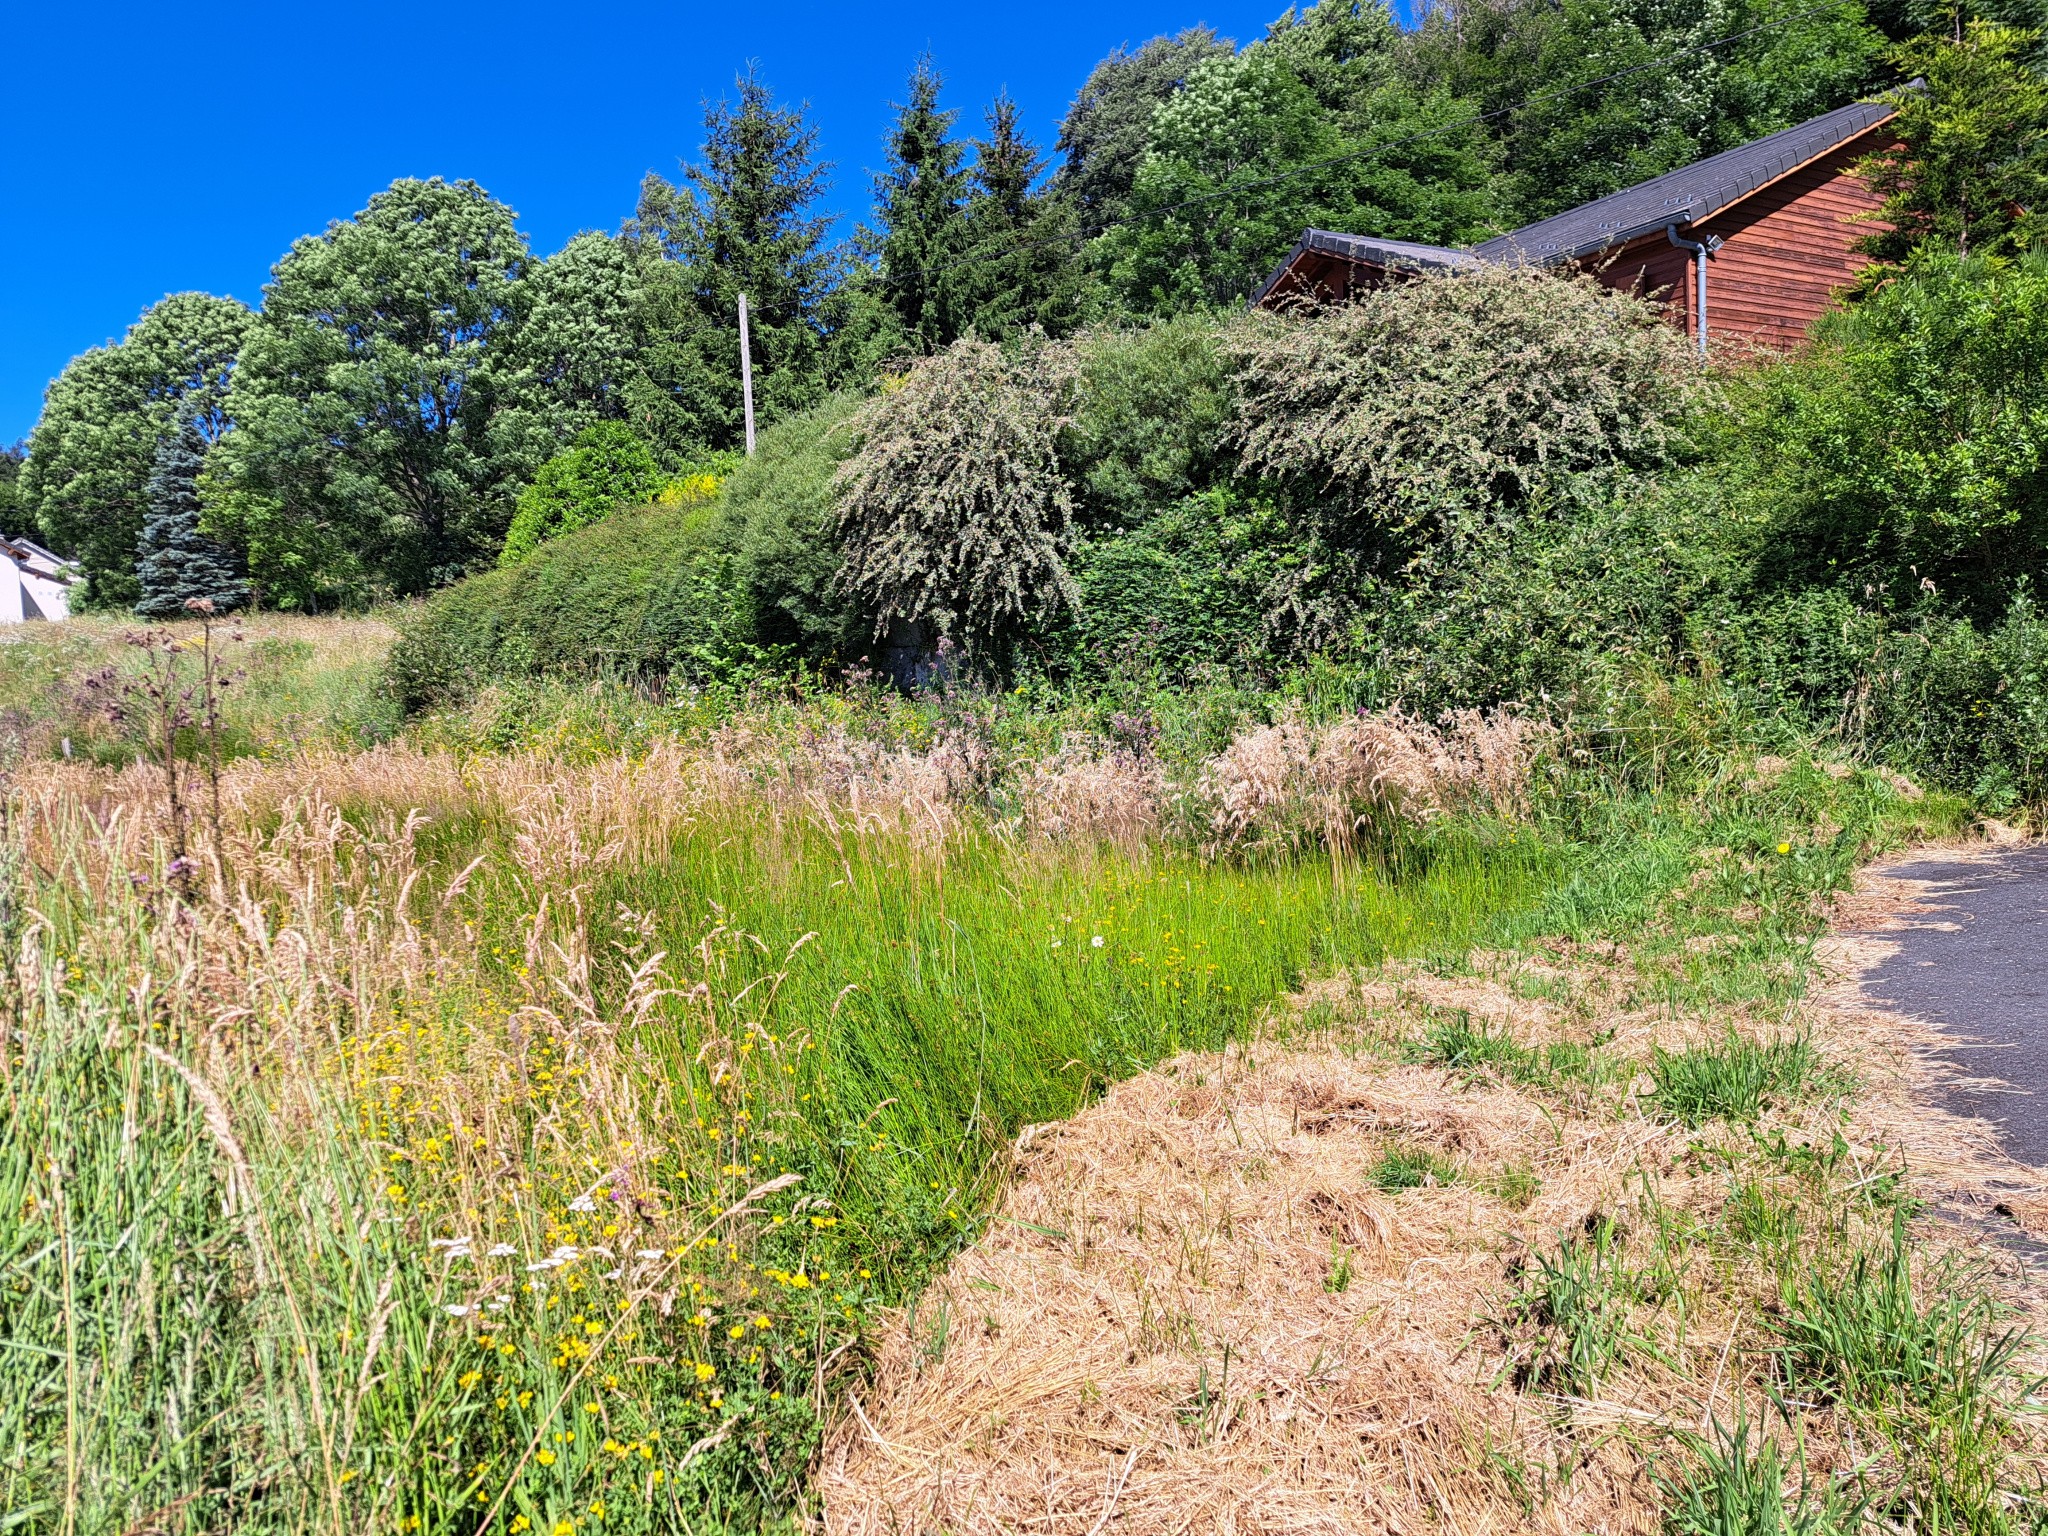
[[1, 535, 76, 622]]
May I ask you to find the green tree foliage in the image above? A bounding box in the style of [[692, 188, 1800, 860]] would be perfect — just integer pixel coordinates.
[[1858, 20, 2048, 265], [628, 68, 839, 449], [1409, 0, 1883, 224], [135, 401, 247, 618], [1096, 2, 1498, 312], [1054, 27, 1236, 228], [836, 339, 1080, 660], [0, 443, 24, 533], [869, 57, 975, 351], [1714, 251, 2048, 617], [20, 293, 251, 607], [1228, 264, 1700, 647], [487, 232, 675, 474], [954, 95, 1095, 340], [716, 394, 865, 662], [212, 178, 530, 603], [499, 423, 665, 566]]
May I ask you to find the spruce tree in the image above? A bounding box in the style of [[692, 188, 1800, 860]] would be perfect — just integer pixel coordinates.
[[135, 403, 247, 618], [1858, 20, 2048, 266], [955, 95, 1093, 339], [627, 67, 839, 448], [872, 56, 974, 351]]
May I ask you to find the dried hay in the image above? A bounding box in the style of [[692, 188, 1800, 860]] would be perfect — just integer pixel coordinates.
[[821, 848, 2048, 1535]]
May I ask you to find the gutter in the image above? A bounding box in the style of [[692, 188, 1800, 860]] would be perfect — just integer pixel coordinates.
[[1665, 223, 1721, 358]]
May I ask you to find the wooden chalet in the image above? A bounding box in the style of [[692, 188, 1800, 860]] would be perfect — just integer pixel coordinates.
[[1255, 98, 1897, 352]]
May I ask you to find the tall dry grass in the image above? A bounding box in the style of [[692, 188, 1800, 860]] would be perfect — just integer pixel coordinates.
[[1, 702, 1557, 1536]]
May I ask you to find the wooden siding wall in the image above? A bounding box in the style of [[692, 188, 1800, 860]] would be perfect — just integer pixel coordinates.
[[1593, 138, 1887, 348]]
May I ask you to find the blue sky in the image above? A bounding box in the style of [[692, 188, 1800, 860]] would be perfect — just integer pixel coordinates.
[[0, 0, 1321, 445]]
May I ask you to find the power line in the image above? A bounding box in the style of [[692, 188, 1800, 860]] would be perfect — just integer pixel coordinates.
[[879, 0, 1877, 291]]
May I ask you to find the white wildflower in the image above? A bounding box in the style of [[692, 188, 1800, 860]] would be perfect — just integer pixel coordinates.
[[444, 1304, 472, 1317], [567, 1194, 598, 1213], [488, 1243, 518, 1258]]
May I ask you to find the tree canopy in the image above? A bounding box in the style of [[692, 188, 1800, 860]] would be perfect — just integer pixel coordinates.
[[210, 178, 531, 602], [18, 0, 2040, 620], [21, 292, 251, 607]]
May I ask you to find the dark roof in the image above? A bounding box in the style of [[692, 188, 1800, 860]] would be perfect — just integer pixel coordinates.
[[1254, 97, 1897, 303], [1472, 97, 1896, 264]]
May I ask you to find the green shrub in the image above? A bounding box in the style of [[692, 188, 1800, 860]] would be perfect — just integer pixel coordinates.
[[718, 395, 865, 664], [1719, 251, 2048, 622], [1066, 314, 1234, 528], [1227, 265, 1702, 651], [499, 423, 664, 566], [1067, 488, 1283, 676], [386, 498, 752, 710], [836, 337, 1079, 663]]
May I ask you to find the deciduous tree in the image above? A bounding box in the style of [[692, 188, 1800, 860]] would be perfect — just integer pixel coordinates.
[[21, 293, 251, 606], [1053, 27, 1235, 227], [1097, 4, 1498, 313], [213, 178, 530, 600]]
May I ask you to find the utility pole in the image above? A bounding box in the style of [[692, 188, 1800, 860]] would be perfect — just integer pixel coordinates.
[[737, 292, 757, 456]]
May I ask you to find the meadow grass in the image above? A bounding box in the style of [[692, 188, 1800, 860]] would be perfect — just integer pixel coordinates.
[[5, 647, 2032, 1535]]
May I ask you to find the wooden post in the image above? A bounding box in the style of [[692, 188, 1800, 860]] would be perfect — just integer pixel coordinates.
[[738, 292, 757, 456]]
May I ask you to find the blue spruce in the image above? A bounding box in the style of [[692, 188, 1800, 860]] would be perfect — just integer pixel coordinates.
[[135, 402, 247, 618]]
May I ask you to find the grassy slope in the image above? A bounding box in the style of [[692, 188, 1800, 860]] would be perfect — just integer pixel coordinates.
[[6, 635, 2037, 1535]]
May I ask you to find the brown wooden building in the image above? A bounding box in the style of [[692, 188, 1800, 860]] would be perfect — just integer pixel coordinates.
[[1255, 98, 1896, 353]]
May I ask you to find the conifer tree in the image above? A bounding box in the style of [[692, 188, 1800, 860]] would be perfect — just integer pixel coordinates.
[[1858, 19, 2048, 266], [135, 403, 247, 618], [628, 67, 839, 447], [872, 56, 974, 351], [955, 94, 1093, 339]]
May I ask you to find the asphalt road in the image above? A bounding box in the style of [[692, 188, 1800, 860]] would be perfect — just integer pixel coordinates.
[[1862, 845, 2048, 1168]]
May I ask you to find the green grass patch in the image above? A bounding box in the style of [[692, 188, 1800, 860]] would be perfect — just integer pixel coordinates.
[[1650, 1033, 1824, 1125], [1772, 1211, 2034, 1530], [1370, 1143, 1461, 1192], [556, 814, 1557, 1291]]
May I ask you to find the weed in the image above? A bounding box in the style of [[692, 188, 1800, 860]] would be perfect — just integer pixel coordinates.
[[1724, 1181, 1803, 1265], [1651, 1034, 1822, 1125], [1507, 1219, 1646, 1395], [1325, 1237, 1356, 1293], [1418, 1012, 1539, 1079], [1371, 1143, 1460, 1192], [1416, 1012, 1615, 1091], [1654, 1416, 1864, 1536], [1772, 1210, 2031, 1528], [1484, 1163, 1543, 1211]]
